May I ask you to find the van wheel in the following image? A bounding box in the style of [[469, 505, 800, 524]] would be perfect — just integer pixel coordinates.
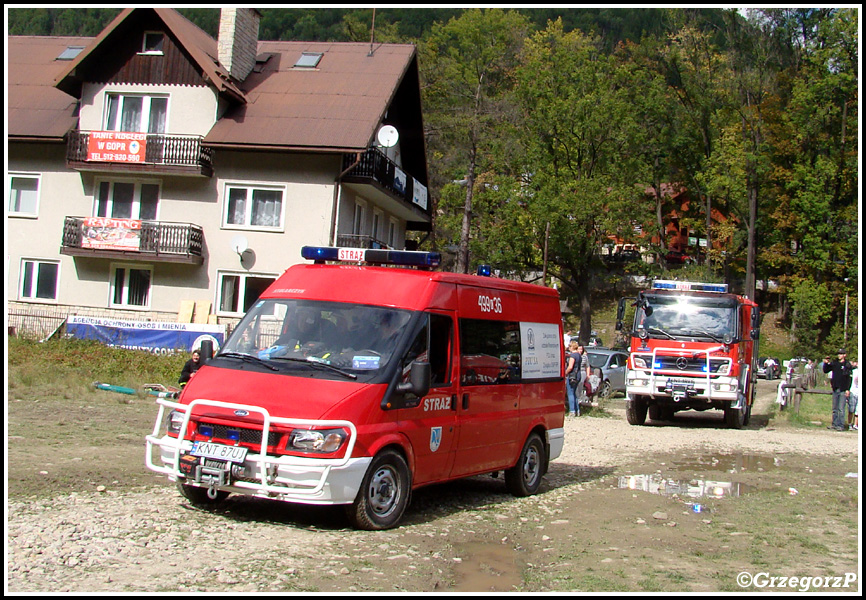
[[176, 482, 228, 507], [505, 433, 545, 497], [347, 449, 411, 530]]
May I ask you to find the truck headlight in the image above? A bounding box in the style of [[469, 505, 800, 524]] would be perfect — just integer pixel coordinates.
[[167, 410, 185, 435], [288, 429, 347, 453], [632, 356, 648, 369]]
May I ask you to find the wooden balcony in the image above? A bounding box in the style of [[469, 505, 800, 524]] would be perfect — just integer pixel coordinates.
[[66, 130, 213, 177], [60, 216, 204, 265], [341, 148, 431, 227]]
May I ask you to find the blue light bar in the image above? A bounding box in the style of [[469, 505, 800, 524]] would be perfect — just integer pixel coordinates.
[[301, 246, 441, 268], [652, 280, 728, 293], [477, 264, 492, 277]]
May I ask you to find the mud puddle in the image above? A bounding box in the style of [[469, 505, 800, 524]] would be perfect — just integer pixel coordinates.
[[451, 540, 522, 592]]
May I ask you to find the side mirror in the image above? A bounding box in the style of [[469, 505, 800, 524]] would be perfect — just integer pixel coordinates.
[[395, 361, 431, 399], [200, 340, 214, 362]]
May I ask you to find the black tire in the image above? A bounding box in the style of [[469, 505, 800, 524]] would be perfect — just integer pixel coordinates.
[[346, 449, 411, 530], [626, 395, 648, 425], [505, 433, 546, 497], [648, 404, 662, 421], [724, 403, 746, 429], [176, 482, 229, 507]]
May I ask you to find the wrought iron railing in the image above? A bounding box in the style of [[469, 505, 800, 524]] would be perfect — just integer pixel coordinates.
[[62, 216, 203, 260], [341, 148, 428, 214], [66, 131, 213, 173]]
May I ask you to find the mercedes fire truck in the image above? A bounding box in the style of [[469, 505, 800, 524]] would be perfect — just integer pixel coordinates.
[[616, 280, 760, 428]]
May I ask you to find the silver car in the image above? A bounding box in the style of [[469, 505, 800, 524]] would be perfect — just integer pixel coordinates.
[[584, 348, 630, 399]]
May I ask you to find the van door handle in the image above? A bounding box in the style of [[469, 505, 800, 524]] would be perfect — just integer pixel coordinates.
[[462, 394, 469, 410], [451, 394, 458, 411]]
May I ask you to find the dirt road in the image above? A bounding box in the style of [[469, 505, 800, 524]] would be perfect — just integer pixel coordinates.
[[6, 380, 860, 593]]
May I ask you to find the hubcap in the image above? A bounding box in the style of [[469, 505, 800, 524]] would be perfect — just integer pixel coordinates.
[[368, 466, 399, 516], [523, 446, 540, 485]]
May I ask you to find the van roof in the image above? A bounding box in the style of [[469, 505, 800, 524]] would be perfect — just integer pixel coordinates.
[[263, 263, 559, 310]]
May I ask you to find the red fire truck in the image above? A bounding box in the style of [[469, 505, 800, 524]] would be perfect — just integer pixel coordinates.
[[616, 280, 761, 428], [146, 246, 565, 529]]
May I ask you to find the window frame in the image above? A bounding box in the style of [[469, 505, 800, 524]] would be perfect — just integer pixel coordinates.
[[104, 92, 169, 134], [216, 270, 279, 316], [93, 179, 161, 220], [109, 263, 153, 310], [222, 183, 286, 231], [8, 172, 41, 218], [140, 32, 165, 55], [19, 258, 60, 303]]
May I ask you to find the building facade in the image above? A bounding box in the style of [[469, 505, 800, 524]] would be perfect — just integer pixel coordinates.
[[7, 8, 431, 337]]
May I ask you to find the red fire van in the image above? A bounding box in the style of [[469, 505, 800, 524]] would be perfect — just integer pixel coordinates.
[[146, 247, 565, 529]]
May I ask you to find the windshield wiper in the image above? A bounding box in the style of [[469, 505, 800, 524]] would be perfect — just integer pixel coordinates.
[[216, 352, 278, 371], [270, 356, 358, 380], [646, 326, 677, 340], [689, 329, 727, 344]]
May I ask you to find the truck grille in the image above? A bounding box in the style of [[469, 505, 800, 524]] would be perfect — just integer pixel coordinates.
[[198, 423, 281, 447], [641, 356, 728, 373]]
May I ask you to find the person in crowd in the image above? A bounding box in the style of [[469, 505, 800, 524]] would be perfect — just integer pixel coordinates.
[[847, 360, 858, 431], [564, 340, 583, 416], [179, 349, 202, 386], [823, 348, 854, 431]]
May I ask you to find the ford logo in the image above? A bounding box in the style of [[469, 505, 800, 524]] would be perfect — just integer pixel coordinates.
[[234, 410, 250, 417]]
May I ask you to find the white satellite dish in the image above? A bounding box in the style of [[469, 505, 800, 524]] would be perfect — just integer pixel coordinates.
[[230, 235, 249, 256], [376, 125, 399, 148]]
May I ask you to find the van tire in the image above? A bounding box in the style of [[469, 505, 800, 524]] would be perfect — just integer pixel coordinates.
[[347, 449, 411, 530], [176, 482, 229, 507], [505, 433, 545, 497]]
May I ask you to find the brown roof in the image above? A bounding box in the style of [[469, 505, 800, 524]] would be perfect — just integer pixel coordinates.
[[204, 41, 418, 152], [7, 36, 92, 140]]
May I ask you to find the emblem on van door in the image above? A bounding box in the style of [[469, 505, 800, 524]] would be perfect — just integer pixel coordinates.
[[430, 427, 442, 452]]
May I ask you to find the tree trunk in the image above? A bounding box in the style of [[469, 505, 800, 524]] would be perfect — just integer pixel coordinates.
[[456, 144, 476, 274]]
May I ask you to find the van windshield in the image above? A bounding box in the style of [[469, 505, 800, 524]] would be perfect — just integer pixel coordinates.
[[219, 299, 413, 377]]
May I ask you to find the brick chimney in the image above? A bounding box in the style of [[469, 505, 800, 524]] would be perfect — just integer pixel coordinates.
[[218, 8, 261, 82]]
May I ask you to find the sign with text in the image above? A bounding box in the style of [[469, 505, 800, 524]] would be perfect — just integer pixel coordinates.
[[67, 316, 225, 355], [87, 131, 147, 163], [81, 217, 142, 251]]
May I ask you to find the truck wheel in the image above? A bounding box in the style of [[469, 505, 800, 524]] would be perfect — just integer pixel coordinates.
[[176, 482, 229, 507], [626, 396, 648, 425], [346, 449, 411, 530], [505, 433, 546, 496], [724, 404, 746, 429]]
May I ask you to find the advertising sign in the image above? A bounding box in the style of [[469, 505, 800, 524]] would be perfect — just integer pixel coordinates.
[[520, 322, 562, 380], [67, 316, 225, 355], [81, 217, 142, 251], [87, 131, 147, 163]]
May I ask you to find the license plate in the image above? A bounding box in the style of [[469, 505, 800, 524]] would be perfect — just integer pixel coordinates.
[[191, 441, 248, 464], [667, 378, 695, 387]]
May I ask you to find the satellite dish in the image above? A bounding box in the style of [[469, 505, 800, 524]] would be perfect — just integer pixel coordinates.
[[230, 235, 249, 256], [376, 125, 399, 148]]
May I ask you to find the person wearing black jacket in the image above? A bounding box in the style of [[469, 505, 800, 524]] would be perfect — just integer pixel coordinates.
[[179, 349, 202, 386], [823, 349, 854, 431]]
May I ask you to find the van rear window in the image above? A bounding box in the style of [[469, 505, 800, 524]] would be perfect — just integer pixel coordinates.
[[459, 319, 521, 385]]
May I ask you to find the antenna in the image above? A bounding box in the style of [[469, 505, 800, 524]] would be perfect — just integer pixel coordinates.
[[368, 8, 376, 56], [230, 235, 248, 258], [376, 125, 399, 148]]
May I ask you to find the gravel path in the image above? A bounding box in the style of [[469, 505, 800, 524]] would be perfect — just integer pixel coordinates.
[[6, 385, 859, 592]]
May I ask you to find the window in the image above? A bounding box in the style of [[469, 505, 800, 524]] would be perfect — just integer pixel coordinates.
[[459, 319, 522, 385], [403, 313, 453, 387], [217, 272, 277, 315], [9, 174, 40, 217], [388, 219, 398, 248], [294, 52, 323, 68], [110, 264, 152, 308], [224, 185, 284, 229], [372, 209, 383, 245], [95, 181, 159, 220], [105, 93, 167, 134], [141, 32, 165, 54], [56, 45, 85, 61], [352, 201, 366, 235], [20, 259, 59, 301]]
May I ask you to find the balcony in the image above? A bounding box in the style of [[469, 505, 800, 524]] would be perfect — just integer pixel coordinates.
[[341, 148, 431, 228], [60, 216, 204, 265], [66, 131, 213, 177], [336, 234, 391, 250]]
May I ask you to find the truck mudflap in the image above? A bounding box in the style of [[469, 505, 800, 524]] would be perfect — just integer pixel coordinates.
[[146, 397, 368, 505]]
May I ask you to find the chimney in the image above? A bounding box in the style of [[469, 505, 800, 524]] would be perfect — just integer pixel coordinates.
[[218, 8, 261, 82]]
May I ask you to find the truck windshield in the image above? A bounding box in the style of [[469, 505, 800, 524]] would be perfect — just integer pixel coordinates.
[[219, 299, 413, 376], [636, 295, 738, 341]]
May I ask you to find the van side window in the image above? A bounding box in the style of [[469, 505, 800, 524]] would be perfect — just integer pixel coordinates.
[[459, 319, 521, 385], [403, 313, 452, 387]]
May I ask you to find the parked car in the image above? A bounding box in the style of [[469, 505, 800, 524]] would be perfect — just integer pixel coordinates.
[[664, 250, 694, 266], [605, 248, 642, 265], [757, 357, 780, 380], [584, 348, 630, 399]]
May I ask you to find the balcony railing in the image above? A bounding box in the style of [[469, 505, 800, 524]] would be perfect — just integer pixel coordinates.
[[61, 216, 204, 265], [66, 131, 213, 177], [336, 234, 391, 250], [341, 148, 430, 219]]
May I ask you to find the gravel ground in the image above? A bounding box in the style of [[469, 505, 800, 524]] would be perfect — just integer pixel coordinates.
[[6, 384, 860, 593]]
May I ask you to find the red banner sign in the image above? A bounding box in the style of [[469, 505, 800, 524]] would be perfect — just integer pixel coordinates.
[[87, 131, 147, 163], [81, 217, 142, 251]]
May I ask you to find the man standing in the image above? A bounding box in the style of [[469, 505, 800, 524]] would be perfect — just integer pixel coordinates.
[[823, 349, 854, 431]]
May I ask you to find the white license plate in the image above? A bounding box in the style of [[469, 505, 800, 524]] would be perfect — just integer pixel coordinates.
[[191, 441, 248, 463], [668, 378, 696, 386]]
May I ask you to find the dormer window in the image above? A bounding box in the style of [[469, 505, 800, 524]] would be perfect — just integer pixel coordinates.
[[294, 52, 323, 69], [141, 32, 165, 55]]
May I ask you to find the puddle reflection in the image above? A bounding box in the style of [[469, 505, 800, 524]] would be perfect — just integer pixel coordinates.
[[618, 474, 756, 498]]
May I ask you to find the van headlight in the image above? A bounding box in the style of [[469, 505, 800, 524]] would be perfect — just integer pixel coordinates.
[[288, 429, 347, 453], [167, 410, 185, 435]]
